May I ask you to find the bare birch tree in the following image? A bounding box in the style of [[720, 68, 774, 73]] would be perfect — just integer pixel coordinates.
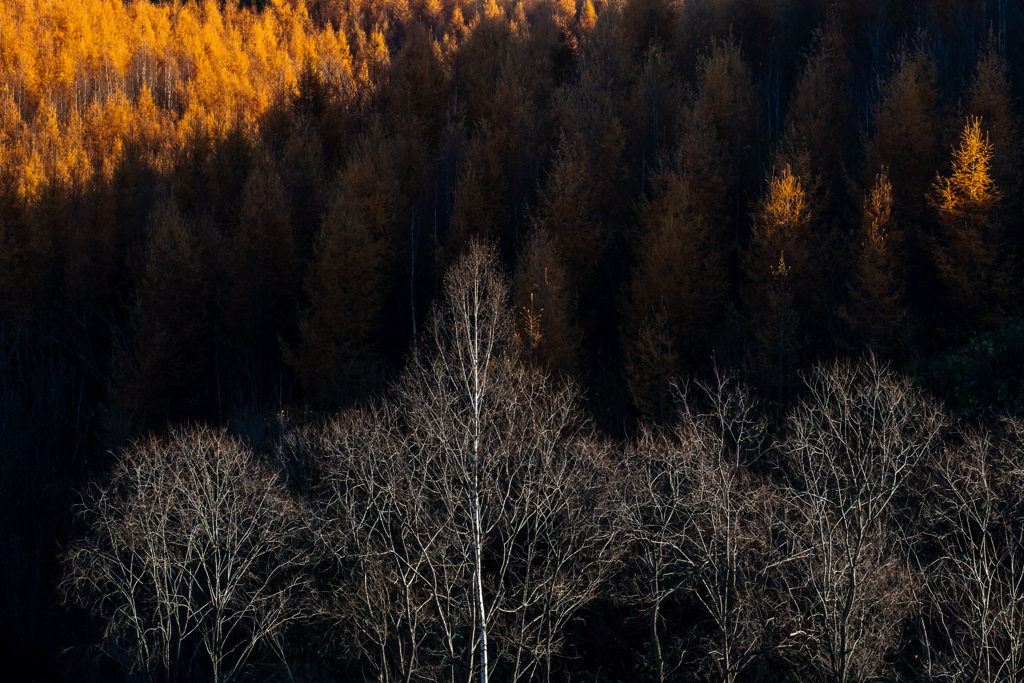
[[420, 241, 512, 683], [63, 426, 308, 683], [391, 241, 621, 683], [310, 242, 619, 682]]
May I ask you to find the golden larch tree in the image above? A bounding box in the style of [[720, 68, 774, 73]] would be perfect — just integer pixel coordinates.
[[931, 117, 1004, 329], [744, 164, 816, 401]]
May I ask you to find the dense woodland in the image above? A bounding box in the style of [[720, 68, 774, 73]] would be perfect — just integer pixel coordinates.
[[2, 0, 1024, 680]]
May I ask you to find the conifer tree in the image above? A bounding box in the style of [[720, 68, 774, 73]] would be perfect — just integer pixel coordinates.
[[967, 41, 1023, 260], [538, 131, 604, 289], [386, 20, 448, 146], [625, 162, 728, 419], [844, 171, 904, 354], [781, 23, 852, 208], [744, 165, 816, 401], [931, 117, 1004, 329], [118, 205, 218, 428], [289, 135, 398, 407], [513, 227, 580, 376], [868, 46, 944, 229], [692, 36, 758, 233], [225, 159, 299, 398], [450, 127, 509, 256]]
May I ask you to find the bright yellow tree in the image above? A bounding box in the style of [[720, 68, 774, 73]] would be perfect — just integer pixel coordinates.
[[932, 116, 1004, 327]]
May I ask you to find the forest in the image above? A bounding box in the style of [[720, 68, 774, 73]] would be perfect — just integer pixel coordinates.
[[1, 0, 1024, 680]]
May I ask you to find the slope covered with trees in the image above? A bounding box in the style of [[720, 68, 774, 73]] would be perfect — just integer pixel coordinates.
[[2, 0, 1024, 680]]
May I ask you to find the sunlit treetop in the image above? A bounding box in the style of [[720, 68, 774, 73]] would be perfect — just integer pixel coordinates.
[[933, 116, 1000, 213]]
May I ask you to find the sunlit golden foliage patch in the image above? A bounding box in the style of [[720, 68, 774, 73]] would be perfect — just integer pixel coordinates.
[[0, 0, 356, 193]]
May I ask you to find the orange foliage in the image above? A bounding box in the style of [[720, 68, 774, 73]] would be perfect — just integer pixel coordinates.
[[931, 117, 1005, 326], [744, 164, 818, 397], [0, 0, 355, 199]]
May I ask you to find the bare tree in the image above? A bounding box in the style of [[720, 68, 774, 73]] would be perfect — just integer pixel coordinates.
[[397, 242, 621, 683], [624, 371, 786, 683], [482, 374, 622, 683], [680, 373, 788, 683], [922, 420, 1024, 682], [308, 403, 468, 683], [623, 424, 693, 683], [63, 426, 308, 683], [310, 242, 621, 683], [418, 241, 513, 683], [782, 357, 945, 683]]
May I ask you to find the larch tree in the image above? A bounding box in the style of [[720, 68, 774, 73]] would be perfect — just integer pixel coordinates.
[[868, 45, 944, 230], [541, 50, 628, 289], [386, 20, 449, 147], [449, 126, 510, 257], [539, 69, 626, 294], [225, 158, 299, 400], [781, 23, 852, 200], [966, 41, 1023, 298], [967, 42, 1022, 211], [0, 158, 31, 319], [692, 36, 758, 237], [744, 164, 817, 402], [115, 204, 219, 430], [537, 131, 605, 289], [625, 310, 681, 422], [513, 227, 581, 377], [931, 117, 1003, 329], [844, 170, 905, 354], [280, 122, 326, 259], [289, 133, 399, 407], [624, 116, 729, 418]]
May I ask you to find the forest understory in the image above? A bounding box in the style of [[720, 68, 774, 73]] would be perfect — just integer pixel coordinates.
[[2, 0, 1024, 680]]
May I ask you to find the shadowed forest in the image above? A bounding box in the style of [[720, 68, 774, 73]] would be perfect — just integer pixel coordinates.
[[2, 0, 1024, 680]]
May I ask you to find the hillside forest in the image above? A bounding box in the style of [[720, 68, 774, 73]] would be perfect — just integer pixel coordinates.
[[2, 0, 1024, 680]]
